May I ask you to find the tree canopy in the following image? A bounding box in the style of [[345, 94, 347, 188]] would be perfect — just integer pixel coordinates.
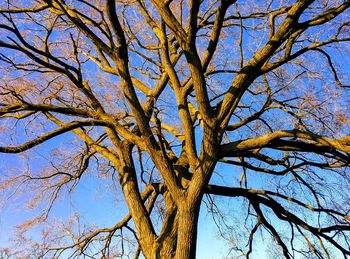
[[0, 0, 350, 258]]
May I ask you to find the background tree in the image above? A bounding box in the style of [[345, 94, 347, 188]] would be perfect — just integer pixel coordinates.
[[0, 0, 350, 258]]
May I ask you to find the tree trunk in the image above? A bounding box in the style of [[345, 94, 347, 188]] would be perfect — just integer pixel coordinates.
[[146, 199, 200, 259], [174, 202, 201, 259]]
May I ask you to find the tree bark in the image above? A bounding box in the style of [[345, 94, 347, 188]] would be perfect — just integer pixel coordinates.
[[174, 202, 201, 259]]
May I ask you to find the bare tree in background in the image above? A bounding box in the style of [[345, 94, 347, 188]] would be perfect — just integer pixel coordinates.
[[0, 0, 350, 258]]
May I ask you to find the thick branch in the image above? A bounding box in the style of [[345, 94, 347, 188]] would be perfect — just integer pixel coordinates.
[[0, 120, 110, 153]]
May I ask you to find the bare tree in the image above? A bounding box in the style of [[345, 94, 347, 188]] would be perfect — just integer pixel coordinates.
[[0, 0, 350, 258]]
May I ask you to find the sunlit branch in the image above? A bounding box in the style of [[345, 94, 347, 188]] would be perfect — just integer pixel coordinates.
[[0, 119, 110, 153], [219, 129, 350, 158], [0, 4, 49, 13]]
